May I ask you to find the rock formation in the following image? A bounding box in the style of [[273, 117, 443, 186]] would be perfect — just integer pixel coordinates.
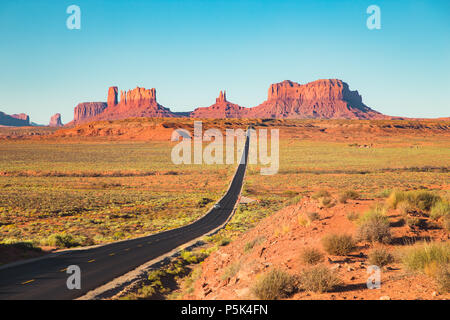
[[72, 87, 176, 124], [190, 79, 386, 119], [190, 90, 247, 118], [107, 86, 118, 108], [49, 113, 63, 127], [70, 79, 387, 123], [246, 79, 385, 119], [0, 111, 30, 126], [73, 102, 108, 123]]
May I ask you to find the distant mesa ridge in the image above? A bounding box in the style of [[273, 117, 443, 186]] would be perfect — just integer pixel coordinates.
[[72, 80, 386, 124], [69, 79, 387, 124], [0, 111, 30, 126]]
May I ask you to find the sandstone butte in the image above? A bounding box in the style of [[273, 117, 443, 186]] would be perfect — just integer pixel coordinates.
[[0, 111, 30, 126], [68, 79, 390, 125], [49, 113, 63, 127]]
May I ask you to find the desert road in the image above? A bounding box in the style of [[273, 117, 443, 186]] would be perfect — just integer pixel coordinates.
[[0, 131, 250, 300]]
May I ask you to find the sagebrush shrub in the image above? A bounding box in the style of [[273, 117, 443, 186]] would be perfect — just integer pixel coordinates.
[[299, 265, 342, 293], [300, 247, 324, 265], [321, 234, 355, 256], [251, 269, 296, 300]]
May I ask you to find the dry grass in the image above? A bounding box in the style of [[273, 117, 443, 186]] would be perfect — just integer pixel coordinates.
[[251, 269, 296, 300], [368, 247, 395, 267], [356, 206, 391, 243], [321, 233, 355, 256], [300, 247, 324, 265], [299, 265, 342, 293]]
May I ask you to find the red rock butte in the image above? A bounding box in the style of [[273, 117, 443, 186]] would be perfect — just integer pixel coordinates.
[[70, 79, 389, 124]]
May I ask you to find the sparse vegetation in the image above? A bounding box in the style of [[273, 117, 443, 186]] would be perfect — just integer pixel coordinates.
[[306, 212, 320, 222], [321, 233, 355, 256], [338, 190, 360, 203], [299, 265, 342, 293], [434, 264, 450, 293], [368, 247, 395, 267], [251, 269, 296, 300], [387, 190, 441, 212], [312, 190, 331, 199], [346, 211, 359, 221], [356, 206, 391, 243], [244, 236, 265, 253], [221, 261, 241, 280], [400, 241, 449, 273], [430, 200, 450, 221], [300, 247, 324, 265], [319, 196, 335, 208]]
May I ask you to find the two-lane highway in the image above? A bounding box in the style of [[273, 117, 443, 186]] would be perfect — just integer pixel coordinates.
[[0, 130, 250, 300]]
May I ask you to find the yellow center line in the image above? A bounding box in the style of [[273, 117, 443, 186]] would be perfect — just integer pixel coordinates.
[[88, 259, 95, 263], [137, 244, 142, 247], [21, 279, 35, 285], [60, 268, 67, 272], [109, 253, 116, 256], [124, 248, 130, 251]]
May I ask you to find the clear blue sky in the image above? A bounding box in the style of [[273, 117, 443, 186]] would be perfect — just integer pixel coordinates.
[[0, 0, 449, 124]]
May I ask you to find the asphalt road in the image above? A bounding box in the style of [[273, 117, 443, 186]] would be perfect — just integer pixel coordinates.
[[0, 131, 250, 300]]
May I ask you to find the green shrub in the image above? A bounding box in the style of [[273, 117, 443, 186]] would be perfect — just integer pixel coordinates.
[[430, 200, 450, 220], [299, 265, 341, 293], [400, 242, 449, 273], [45, 233, 82, 248], [356, 207, 391, 243], [251, 269, 296, 300], [338, 190, 360, 203], [180, 250, 205, 264], [368, 247, 394, 267], [219, 238, 231, 246], [321, 234, 355, 256], [300, 247, 324, 265], [387, 190, 440, 212], [197, 197, 213, 208]]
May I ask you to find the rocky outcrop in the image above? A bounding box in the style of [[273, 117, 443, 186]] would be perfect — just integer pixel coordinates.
[[0, 111, 30, 126], [246, 79, 385, 119], [49, 113, 63, 127], [190, 79, 386, 119], [190, 91, 247, 118], [73, 102, 108, 123], [107, 86, 118, 108], [71, 79, 387, 123], [72, 87, 176, 124]]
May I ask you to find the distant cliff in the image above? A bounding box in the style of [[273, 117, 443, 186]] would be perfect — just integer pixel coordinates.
[[70, 79, 388, 124], [73, 87, 176, 124], [189, 79, 386, 119], [0, 111, 30, 126]]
